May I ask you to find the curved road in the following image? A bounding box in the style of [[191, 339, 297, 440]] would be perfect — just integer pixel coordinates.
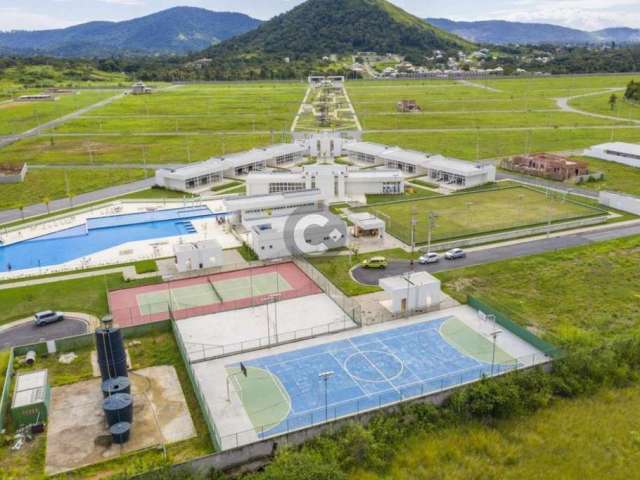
[[0, 316, 88, 350], [555, 88, 639, 124], [353, 222, 640, 286]]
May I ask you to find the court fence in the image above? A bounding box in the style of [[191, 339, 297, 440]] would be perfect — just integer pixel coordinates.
[[293, 257, 363, 326], [0, 350, 15, 432], [216, 350, 550, 450], [187, 318, 359, 364], [171, 320, 220, 450], [467, 297, 562, 358]]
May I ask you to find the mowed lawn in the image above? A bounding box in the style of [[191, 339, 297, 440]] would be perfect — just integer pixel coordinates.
[[570, 91, 640, 121], [0, 168, 147, 210], [353, 385, 640, 480], [437, 235, 640, 342], [572, 156, 640, 196], [349, 75, 640, 161], [0, 89, 120, 135], [355, 186, 602, 244]]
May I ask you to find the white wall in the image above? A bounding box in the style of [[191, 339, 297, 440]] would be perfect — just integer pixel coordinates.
[[584, 147, 640, 168], [599, 191, 640, 215]]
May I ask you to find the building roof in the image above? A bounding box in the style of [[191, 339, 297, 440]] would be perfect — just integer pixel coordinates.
[[158, 143, 307, 181], [378, 147, 432, 167], [347, 169, 403, 180], [223, 189, 322, 212], [589, 142, 640, 156], [379, 271, 441, 291], [13, 370, 48, 408], [343, 141, 394, 157], [174, 239, 222, 254], [347, 212, 385, 230], [427, 156, 494, 176]]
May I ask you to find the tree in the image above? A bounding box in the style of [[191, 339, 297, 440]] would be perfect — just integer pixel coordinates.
[[609, 93, 618, 111], [43, 196, 51, 214]]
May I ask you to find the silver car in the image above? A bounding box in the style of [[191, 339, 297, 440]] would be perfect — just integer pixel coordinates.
[[419, 252, 440, 264], [444, 248, 466, 260], [33, 311, 64, 326]]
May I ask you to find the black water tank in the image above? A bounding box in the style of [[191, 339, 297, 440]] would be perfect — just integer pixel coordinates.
[[95, 327, 128, 381], [101, 376, 131, 398], [103, 393, 133, 427], [110, 422, 131, 444]]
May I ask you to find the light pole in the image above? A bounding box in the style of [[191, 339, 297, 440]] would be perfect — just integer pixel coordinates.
[[427, 212, 438, 255], [490, 328, 503, 376], [319, 371, 334, 421]]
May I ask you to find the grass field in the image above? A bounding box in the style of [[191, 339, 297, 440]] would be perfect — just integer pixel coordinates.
[[569, 156, 640, 196], [348, 76, 640, 164], [0, 90, 120, 135], [570, 93, 640, 121], [352, 385, 640, 480], [0, 168, 147, 210], [354, 186, 603, 245], [438, 235, 640, 343]]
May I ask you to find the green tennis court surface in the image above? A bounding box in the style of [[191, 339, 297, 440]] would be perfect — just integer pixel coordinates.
[[136, 271, 293, 316], [440, 316, 514, 364], [227, 365, 291, 433]]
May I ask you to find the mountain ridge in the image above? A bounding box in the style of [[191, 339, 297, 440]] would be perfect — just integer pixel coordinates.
[[0, 7, 262, 57], [426, 18, 640, 45]]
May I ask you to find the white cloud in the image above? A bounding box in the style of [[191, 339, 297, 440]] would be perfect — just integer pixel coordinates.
[[483, 0, 640, 30], [0, 7, 73, 31]]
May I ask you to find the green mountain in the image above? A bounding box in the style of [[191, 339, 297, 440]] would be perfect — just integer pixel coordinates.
[[205, 0, 473, 61], [0, 7, 262, 57]]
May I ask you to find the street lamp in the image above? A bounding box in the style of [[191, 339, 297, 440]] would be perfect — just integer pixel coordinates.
[[319, 371, 334, 421], [490, 325, 502, 376]]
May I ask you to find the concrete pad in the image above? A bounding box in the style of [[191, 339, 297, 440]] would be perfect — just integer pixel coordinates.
[[45, 365, 196, 475]]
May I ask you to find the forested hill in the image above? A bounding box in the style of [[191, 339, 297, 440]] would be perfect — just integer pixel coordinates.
[[204, 0, 474, 61], [0, 7, 262, 57]]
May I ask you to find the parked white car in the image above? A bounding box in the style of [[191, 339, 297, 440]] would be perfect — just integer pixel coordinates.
[[33, 311, 64, 326], [418, 252, 440, 264]]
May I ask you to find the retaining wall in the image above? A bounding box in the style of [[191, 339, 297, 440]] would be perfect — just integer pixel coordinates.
[[599, 191, 640, 216]]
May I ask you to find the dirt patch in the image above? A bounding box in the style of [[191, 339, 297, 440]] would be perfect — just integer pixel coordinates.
[[45, 365, 196, 476]]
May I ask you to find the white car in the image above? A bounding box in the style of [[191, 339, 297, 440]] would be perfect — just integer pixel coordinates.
[[418, 252, 440, 264], [33, 311, 64, 326], [444, 248, 466, 260]]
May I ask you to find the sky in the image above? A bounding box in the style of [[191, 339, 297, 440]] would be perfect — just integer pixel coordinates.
[[1, 0, 639, 32]]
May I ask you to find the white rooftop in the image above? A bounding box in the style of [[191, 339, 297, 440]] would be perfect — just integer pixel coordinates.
[[379, 272, 441, 291], [347, 212, 385, 229], [427, 156, 492, 175], [223, 189, 322, 212], [13, 370, 48, 408], [343, 141, 394, 156], [174, 239, 222, 254], [589, 142, 640, 155]]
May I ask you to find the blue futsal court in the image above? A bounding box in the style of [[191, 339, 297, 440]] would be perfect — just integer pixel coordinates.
[[230, 316, 520, 439]]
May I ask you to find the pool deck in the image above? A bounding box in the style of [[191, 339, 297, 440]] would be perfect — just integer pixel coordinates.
[[193, 305, 549, 450], [0, 199, 239, 281]]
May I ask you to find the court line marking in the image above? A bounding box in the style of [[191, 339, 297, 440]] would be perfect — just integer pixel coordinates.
[[343, 350, 405, 384], [348, 339, 402, 398]]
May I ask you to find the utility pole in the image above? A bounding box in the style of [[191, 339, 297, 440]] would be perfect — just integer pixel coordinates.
[[427, 212, 438, 255]]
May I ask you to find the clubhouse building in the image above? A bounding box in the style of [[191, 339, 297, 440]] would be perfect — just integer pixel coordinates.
[[342, 142, 496, 188]]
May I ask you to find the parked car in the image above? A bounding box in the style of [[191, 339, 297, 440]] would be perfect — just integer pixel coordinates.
[[33, 311, 64, 326], [362, 256, 388, 269], [444, 248, 466, 260], [419, 252, 440, 264]]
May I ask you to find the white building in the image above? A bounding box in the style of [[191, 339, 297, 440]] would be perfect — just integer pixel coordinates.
[[155, 144, 307, 193], [584, 142, 640, 168], [174, 239, 224, 273], [379, 272, 443, 315], [343, 142, 496, 189], [245, 164, 404, 202], [222, 190, 347, 260], [347, 212, 386, 238]]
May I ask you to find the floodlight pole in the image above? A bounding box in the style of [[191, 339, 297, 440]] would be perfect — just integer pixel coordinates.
[[490, 326, 502, 377], [319, 371, 334, 421]]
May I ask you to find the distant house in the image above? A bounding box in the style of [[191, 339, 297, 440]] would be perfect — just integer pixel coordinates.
[[396, 100, 422, 113], [16, 94, 55, 102], [0, 163, 28, 184], [131, 82, 152, 95], [502, 153, 589, 181]]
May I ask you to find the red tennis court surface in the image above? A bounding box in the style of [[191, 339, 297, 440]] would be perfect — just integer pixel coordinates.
[[109, 262, 321, 327]]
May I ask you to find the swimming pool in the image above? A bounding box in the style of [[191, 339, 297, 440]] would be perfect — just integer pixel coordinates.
[[0, 206, 215, 273]]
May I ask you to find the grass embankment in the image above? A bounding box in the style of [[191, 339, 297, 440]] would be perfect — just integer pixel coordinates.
[[0, 273, 161, 326], [352, 385, 640, 480], [573, 156, 640, 196], [0, 168, 147, 211], [4, 330, 212, 479], [134, 260, 158, 275], [438, 235, 640, 343]]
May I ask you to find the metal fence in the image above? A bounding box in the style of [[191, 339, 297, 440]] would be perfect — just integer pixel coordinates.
[[468, 297, 562, 358], [171, 320, 221, 450], [217, 351, 548, 450], [187, 318, 358, 364], [0, 350, 15, 431], [293, 257, 363, 326]]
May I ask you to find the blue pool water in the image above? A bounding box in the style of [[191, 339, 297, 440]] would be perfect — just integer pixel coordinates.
[[231, 317, 518, 439], [0, 206, 214, 272]]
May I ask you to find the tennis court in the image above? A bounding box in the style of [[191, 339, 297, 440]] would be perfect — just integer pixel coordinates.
[[196, 306, 549, 449], [109, 262, 321, 326]]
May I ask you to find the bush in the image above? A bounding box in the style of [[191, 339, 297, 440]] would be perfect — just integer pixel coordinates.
[[134, 260, 158, 275]]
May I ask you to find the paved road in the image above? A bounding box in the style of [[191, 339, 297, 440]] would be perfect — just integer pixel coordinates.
[[495, 172, 598, 198], [0, 91, 126, 149], [0, 177, 155, 225], [555, 88, 639, 124], [0, 317, 87, 349], [352, 222, 640, 285]]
